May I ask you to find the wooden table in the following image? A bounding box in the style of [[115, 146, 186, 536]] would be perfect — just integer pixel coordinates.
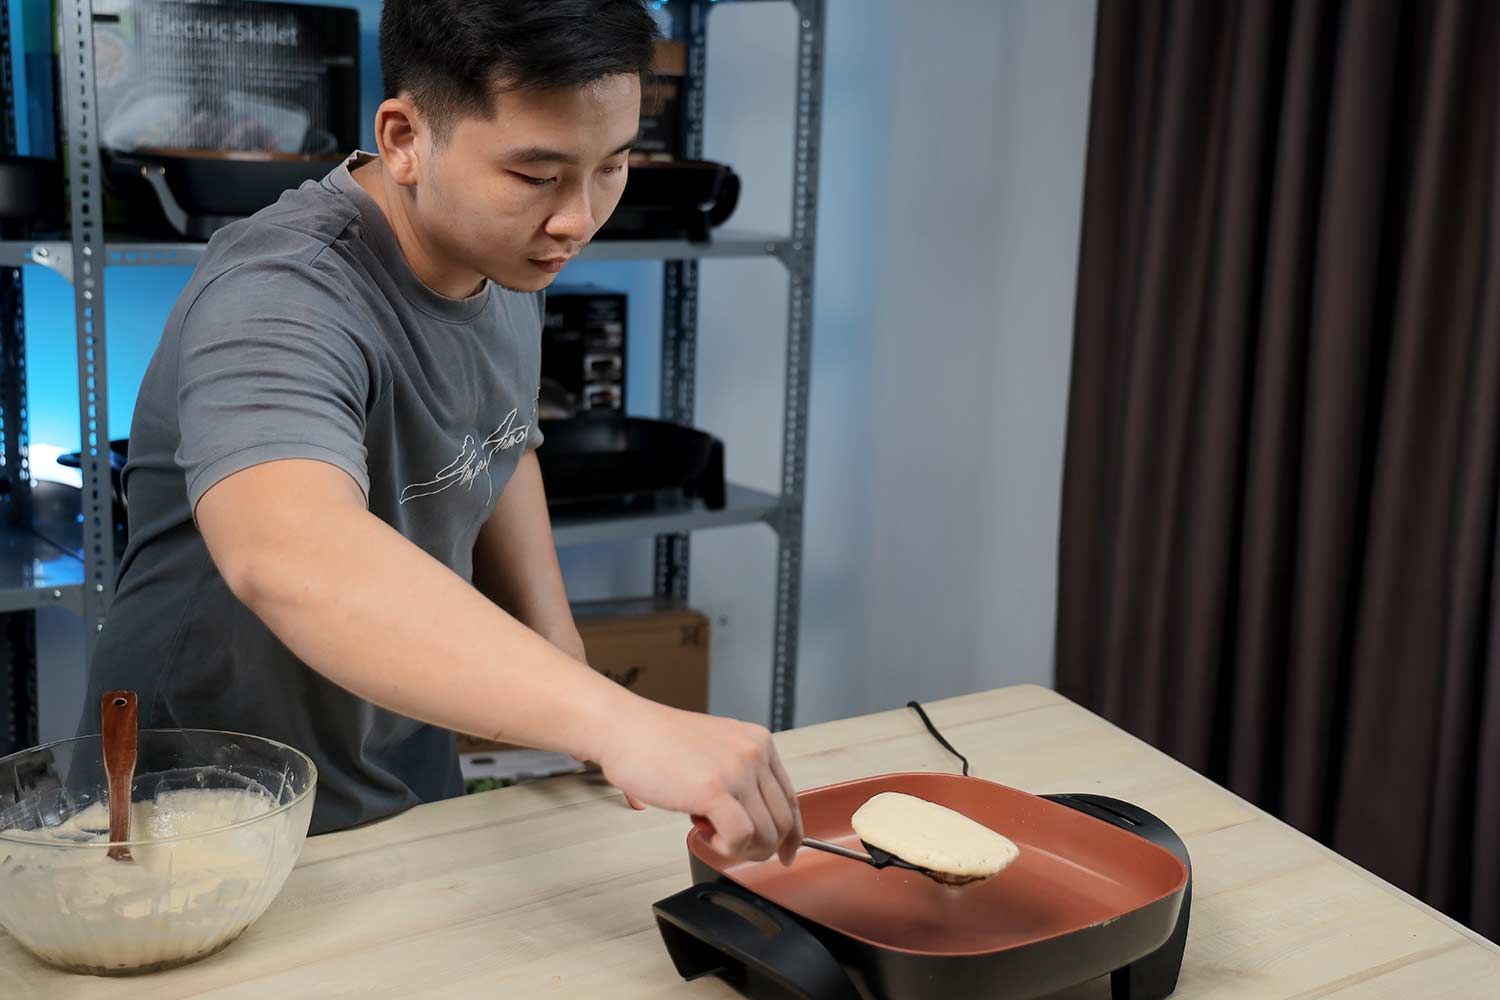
[[6, 685, 1499, 998]]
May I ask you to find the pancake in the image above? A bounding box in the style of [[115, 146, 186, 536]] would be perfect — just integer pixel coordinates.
[[851, 791, 1020, 883]]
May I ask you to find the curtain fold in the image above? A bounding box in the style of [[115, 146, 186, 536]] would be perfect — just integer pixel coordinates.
[[1057, 0, 1500, 937]]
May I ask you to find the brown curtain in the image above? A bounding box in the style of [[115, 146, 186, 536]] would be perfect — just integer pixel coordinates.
[[1056, 0, 1500, 938]]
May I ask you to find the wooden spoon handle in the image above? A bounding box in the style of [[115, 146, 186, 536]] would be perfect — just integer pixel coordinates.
[[101, 690, 138, 862]]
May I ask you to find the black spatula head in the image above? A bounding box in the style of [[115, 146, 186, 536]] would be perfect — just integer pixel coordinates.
[[859, 840, 989, 886]]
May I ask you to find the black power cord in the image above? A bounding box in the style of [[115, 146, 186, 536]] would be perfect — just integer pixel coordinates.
[[905, 700, 970, 777]]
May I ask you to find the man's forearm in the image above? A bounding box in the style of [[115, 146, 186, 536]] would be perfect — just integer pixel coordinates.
[[203, 462, 616, 754], [198, 461, 803, 863], [472, 450, 585, 660]]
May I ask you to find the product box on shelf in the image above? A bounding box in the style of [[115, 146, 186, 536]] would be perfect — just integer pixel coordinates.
[[88, 0, 360, 157], [78, 0, 360, 235], [541, 285, 629, 418]]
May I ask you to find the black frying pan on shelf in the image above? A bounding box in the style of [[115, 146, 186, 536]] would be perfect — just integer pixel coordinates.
[[102, 148, 343, 239], [537, 416, 727, 512], [0, 156, 64, 234]]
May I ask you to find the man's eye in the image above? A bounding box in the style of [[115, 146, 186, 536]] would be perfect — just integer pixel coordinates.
[[513, 172, 557, 187]]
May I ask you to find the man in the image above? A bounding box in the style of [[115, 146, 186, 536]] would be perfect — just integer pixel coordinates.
[[83, 0, 802, 865]]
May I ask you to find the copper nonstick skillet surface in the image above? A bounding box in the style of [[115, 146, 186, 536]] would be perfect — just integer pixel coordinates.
[[654, 704, 1193, 1000], [700, 772, 1185, 956]]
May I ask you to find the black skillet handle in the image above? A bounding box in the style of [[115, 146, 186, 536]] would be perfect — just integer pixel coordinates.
[[1044, 794, 1192, 1000], [653, 881, 860, 1000]]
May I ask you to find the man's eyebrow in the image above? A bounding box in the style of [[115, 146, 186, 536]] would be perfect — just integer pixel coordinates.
[[503, 135, 639, 165], [506, 146, 576, 165]]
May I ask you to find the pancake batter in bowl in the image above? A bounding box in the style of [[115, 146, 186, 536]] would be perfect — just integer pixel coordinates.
[[0, 785, 298, 974]]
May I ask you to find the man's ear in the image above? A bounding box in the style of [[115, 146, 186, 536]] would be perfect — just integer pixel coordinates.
[[373, 96, 425, 187]]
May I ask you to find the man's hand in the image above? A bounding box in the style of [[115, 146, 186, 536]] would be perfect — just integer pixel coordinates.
[[594, 700, 803, 866]]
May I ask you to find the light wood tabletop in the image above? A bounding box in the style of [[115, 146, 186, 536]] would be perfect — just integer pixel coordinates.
[[5, 685, 1498, 998]]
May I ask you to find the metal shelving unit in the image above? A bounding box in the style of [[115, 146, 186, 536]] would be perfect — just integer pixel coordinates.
[[1, 0, 54, 751], [0, 0, 823, 742], [0, 229, 796, 280], [552, 484, 783, 548]]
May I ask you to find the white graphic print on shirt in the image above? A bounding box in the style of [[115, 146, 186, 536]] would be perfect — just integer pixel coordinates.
[[399, 405, 533, 506]]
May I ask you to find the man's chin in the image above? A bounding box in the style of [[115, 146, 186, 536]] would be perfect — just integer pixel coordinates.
[[491, 268, 559, 295]]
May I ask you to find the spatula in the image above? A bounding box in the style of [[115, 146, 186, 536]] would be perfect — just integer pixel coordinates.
[[800, 836, 990, 886], [101, 690, 138, 863], [690, 816, 984, 887]]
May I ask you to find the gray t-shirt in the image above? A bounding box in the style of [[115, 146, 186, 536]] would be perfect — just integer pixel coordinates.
[[82, 153, 544, 834]]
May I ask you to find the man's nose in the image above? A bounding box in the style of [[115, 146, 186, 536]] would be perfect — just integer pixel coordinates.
[[544, 183, 592, 245]]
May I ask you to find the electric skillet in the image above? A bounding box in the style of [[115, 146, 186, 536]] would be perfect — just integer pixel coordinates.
[[654, 704, 1193, 1000]]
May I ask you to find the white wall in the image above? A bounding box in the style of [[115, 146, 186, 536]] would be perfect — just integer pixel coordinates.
[[661, 0, 1099, 725], [858, 0, 1098, 714], [38, 0, 1098, 740]]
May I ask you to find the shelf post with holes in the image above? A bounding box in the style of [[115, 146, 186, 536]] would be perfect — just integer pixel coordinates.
[[0, 0, 32, 533], [0, 0, 40, 755], [654, 0, 710, 604], [769, 0, 824, 732], [0, 258, 39, 754], [59, 0, 115, 654]]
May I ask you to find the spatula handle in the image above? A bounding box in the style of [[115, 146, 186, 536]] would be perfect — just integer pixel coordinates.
[[799, 836, 877, 865], [101, 691, 138, 862]]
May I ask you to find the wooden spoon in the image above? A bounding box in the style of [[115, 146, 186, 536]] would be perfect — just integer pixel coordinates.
[[101, 690, 138, 863]]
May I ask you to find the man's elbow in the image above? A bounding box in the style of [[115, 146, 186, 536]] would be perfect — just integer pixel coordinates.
[[204, 516, 304, 611], [213, 541, 280, 610]]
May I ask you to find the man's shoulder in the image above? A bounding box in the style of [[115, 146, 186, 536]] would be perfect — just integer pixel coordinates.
[[179, 190, 374, 326], [190, 177, 365, 294]]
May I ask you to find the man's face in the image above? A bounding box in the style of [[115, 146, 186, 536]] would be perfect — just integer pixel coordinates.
[[415, 74, 641, 293]]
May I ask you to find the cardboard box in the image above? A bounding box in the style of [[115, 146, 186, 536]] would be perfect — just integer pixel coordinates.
[[455, 599, 710, 755], [638, 40, 685, 159]]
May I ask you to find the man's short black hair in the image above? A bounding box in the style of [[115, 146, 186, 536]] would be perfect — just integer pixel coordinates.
[[379, 0, 662, 135]]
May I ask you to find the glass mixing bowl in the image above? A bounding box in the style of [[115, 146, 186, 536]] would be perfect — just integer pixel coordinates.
[[0, 729, 316, 975]]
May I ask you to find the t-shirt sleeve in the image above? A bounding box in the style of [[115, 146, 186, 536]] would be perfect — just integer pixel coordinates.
[[176, 261, 374, 510]]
